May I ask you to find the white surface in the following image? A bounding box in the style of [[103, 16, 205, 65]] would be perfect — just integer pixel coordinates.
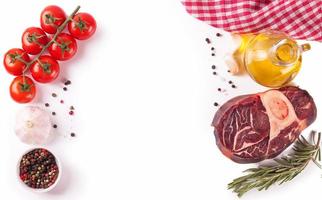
[[0, 0, 321, 199]]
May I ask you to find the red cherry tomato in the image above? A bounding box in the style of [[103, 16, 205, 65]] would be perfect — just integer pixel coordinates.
[[40, 5, 66, 34], [4, 48, 30, 76], [10, 76, 36, 103], [48, 33, 77, 61], [22, 27, 48, 55], [68, 12, 96, 40], [30, 55, 60, 83]]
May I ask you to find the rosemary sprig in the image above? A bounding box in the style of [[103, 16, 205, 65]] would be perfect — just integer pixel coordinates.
[[228, 131, 321, 198]]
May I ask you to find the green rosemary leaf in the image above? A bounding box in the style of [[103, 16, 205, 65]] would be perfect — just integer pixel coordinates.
[[318, 149, 321, 161], [300, 135, 310, 146], [274, 158, 291, 166], [228, 131, 321, 198], [312, 158, 322, 169]]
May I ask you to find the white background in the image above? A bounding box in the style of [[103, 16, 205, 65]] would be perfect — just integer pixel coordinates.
[[0, 0, 321, 199]]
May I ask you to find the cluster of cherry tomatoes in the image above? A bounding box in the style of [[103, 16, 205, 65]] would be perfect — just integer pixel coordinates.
[[4, 5, 96, 103]]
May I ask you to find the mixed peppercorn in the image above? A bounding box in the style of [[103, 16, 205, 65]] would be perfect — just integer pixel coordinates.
[[19, 148, 59, 189], [44, 79, 76, 137], [206, 34, 238, 107]]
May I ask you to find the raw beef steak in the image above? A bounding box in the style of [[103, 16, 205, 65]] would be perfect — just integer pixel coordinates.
[[212, 86, 316, 163]]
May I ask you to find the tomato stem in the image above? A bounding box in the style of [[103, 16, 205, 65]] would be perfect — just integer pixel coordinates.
[[15, 56, 29, 65], [22, 5, 81, 75], [37, 58, 52, 74]]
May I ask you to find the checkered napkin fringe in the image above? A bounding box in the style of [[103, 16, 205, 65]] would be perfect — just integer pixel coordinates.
[[183, 0, 322, 41]]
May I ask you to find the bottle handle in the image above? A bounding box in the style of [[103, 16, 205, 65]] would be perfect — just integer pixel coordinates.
[[300, 43, 311, 53]]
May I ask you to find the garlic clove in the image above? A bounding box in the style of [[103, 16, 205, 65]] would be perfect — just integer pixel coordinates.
[[224, 54, 241, 75]]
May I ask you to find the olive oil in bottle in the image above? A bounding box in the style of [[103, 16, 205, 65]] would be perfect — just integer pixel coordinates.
[[232, 31, 310, 88]]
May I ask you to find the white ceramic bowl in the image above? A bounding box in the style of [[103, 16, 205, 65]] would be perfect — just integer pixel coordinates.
[[17, 147, 62, 193]]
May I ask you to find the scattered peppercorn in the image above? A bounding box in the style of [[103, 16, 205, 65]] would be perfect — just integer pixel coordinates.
[[64, 80, 72, 85], [70, 106, 75, 110], [52, 112, 56, 116], [214, 102, 219, 107], [52, 93, 57, 98], [19, 148, 59, 189], [63, 87, 67, 91], [53, 124, 57, 129], [70, 133, 76, 137], [45, 103, 50, 107], [204, 36, 235, 97]]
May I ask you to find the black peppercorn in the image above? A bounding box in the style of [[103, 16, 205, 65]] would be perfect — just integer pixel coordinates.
[[64, 80, 72, 85], [216, 33, 223, 37]]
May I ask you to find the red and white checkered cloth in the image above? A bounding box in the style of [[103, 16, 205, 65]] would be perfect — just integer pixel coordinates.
[[183, 0, 322, 42]]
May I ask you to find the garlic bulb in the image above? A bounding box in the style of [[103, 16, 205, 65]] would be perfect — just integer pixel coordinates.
[[224, 34, 245, 75], [15, 106, 53, 145], [224, 54, 241, 75]]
